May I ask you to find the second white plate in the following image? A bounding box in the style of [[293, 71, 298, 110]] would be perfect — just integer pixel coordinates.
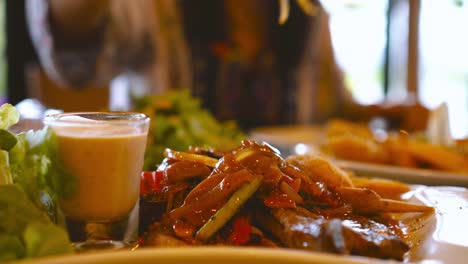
[[334, 160, 468, 187]]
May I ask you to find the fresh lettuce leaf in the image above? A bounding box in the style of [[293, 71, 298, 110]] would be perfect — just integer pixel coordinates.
[[0, 233, 25, 262], [0, 104, 19, 130], [0, 185, 73, 260], [23, 222, 73, 258], [0, 103, 75, 261], [10, 127, 76, 212], [0, 185, 50, 236], [133, 90, 245, 170], [0, 104, 19, 185]]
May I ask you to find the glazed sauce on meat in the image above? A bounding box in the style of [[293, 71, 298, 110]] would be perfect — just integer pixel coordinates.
[[139, 140, 429, 261], [170, 169, 255, 226]]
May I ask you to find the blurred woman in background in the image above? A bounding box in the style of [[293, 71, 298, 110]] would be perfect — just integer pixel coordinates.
[[26, 0, 428, 131]]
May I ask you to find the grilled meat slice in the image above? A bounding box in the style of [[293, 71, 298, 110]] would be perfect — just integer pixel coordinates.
[[255, 208, 343, 253], [255, 208, 409, 261], [339, 216, 409, 260]]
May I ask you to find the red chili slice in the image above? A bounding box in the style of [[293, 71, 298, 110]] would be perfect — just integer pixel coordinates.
[[140, 170, 166, 196], [228, 217, 251, 245]]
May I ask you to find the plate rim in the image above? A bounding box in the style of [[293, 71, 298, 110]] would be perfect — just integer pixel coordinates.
[[13, 246, 380, 264]]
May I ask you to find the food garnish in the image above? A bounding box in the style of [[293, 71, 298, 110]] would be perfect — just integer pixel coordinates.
[[140, 140, 434, 261]]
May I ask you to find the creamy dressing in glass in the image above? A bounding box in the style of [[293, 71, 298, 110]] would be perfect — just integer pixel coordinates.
[[56, 127, 147, 222]]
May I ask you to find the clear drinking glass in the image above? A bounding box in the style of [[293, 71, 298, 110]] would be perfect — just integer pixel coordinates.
[[44, 112, 150, 251]]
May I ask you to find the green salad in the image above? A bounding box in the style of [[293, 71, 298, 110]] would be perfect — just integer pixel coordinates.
[[133, 90, 246, 170], [0, 104, 74, 262]]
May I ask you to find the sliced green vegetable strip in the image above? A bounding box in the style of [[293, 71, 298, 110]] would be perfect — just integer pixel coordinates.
[[164, 148, 219, 167], [195, 176, 262, 242]]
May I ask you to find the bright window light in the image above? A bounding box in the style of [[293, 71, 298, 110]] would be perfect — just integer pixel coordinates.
[[419, 0, 468, 139], [323, 0, 388, 105]]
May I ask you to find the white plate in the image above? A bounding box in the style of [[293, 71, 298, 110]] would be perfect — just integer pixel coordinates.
[[402, 186, 468, 264], [14, 187, 468, 264], [250, 125, 468, 187], [334, 160, 468, 188]]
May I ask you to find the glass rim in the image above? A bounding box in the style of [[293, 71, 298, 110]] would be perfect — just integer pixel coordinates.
[[43, 112, 150, 126]]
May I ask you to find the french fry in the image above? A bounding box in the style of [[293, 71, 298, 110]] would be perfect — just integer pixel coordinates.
[[336, 187, 433, 214], [327, 134, 390, 164], [378, 199, 434, 213], [385, 134, 418, 168], [408, 141, 467, 172], [350, 176, 411, 200], [323, 119, 468, 173], [287, 155, 353, 188], [326, 119, 373, 138]]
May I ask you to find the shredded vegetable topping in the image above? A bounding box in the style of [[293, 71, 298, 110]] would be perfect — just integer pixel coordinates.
[[140, 140, 434, 261]]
